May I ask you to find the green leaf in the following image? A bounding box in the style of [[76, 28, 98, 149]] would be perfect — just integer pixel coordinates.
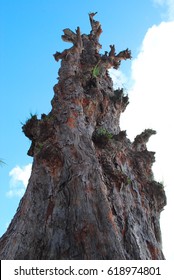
[[92, 65, 100, 78]]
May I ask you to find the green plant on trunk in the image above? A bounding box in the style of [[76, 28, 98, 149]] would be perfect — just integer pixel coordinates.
[[92, 128, 113, 147], [36, 142, 44, 153], [159, 180, 165, 188], [92, 61, 101, 78], [21, 113, 38, 126], [97, 128, 113, 139], [127, 176, 132, 185], [41, 114, 54, 121]]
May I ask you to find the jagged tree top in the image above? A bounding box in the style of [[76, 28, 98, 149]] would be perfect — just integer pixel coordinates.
[[53, 12, 131, 75]]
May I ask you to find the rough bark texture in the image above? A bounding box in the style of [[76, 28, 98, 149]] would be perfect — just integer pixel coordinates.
[[0, 13, 166, 260]]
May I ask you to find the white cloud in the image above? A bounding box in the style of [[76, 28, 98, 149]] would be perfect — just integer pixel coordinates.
[[122, 21, 174, 137], [109, 68, 127, 90], [121, 20, 174, 260], [7, 164, 32, 198], [153, 0, 174, 20]]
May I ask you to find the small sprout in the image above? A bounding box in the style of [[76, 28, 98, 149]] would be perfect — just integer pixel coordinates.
[[29, 113, 38, 119], [159, 180, 165, 188], [127, 177, 132, 185], [92, 65, 100, 78], [41, 114, 54, 121], [92, 60, 101, 78], [36, 143, 44, 153]]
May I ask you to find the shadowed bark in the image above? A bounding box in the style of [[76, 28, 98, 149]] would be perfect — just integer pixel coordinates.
[[0, 13, 166, 260]]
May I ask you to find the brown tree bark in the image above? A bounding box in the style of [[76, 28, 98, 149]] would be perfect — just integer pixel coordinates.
[[0, 13, 166, 260]]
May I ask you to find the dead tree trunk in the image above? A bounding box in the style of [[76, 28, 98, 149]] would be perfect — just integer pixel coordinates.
[[0, 13, 166, 260]]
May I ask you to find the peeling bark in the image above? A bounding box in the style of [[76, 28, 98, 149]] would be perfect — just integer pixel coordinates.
[[0, 13, 166, 260]]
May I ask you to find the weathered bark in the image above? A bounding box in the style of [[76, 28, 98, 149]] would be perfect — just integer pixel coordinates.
[[0, 13, 166, 260]]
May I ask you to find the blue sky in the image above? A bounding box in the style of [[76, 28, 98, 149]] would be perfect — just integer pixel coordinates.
[[0, 0, 174, 259]]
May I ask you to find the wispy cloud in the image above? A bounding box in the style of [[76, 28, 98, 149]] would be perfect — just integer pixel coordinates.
[[109, 68, 127, 90], [153, 0, 174, 20], [121, 20, 174, 259], [7, 164, 32, 198]]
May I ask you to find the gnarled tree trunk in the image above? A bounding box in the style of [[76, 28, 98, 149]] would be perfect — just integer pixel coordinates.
[[0, 13, 166, 260]]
